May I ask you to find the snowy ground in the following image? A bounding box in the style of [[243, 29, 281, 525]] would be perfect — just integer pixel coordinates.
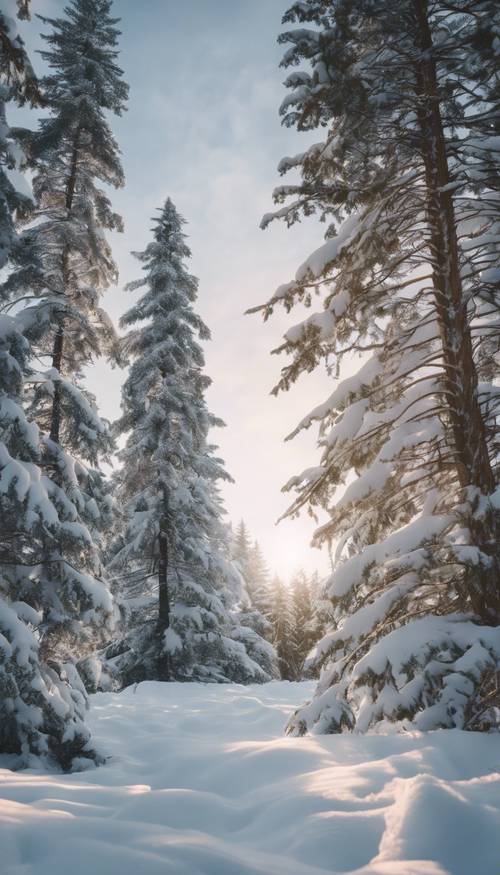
[[0, 681, 499, 875]]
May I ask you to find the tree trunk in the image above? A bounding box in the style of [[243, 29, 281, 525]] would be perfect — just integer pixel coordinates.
[[158, 517, 170, 629], [157, 491, 170, 680], [413, 0, 500, 622], [49, 323, 64, 443], [48, 131, 80, 444]]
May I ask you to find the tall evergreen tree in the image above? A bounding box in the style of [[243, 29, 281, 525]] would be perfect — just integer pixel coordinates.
[[0, 0, 39, 267], [233, 523, 272, 616], [231, 522, 277, 649], [255, 0, 500, 733], [6, 0, 128, 429], [109, 199, 274, 685], [0, 315, 95, 767], [233, 520, 252, 576], [0, 0, 127, 766], [268, 575, 297, 680], [227, 523, 279, 677], [290, 570, 316, 677], [0, 3, 98, 768], [248, 540, 272, 616], [2, 0, 127, 659]]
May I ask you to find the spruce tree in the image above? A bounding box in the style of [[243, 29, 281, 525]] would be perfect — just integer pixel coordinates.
[[0, 4, 98, 767], [248, 540, 273, 617], [309, 571, 332, 659], [268, 575, 297, 680], [230, 522, 278, 664], [233, 524, 273, 617], [0, 0, 39, 267], [0, 311, 98, 768], [233, 520, 252, 577], [255, 0, 500, 733], [109, 199, 275, 685], [0, 0, 127, 765], [6, 0, 128, 418], [2, 0, 127, 658], [290, 570, 316, 678]]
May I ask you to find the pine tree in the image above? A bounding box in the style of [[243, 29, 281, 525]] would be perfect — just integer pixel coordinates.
[[0, 0, 39, 268], [109, 199, 274, 685], [233, 520, 252, 577], [268, 575, 297, 680], [309, 571, 332, 654], [248, 540, 273, 617], [290, 570, 316, 678], [0, 1, 127, 759], [254, 0, 500, 733], [5, 0, 128, 418], [0, 311, 98, 768], [228, 524, 279, 678], [228, 596, 280, 682], [233, 524, 273, 617], [231, 520, 276, 640], [0, 0, 101, 770]]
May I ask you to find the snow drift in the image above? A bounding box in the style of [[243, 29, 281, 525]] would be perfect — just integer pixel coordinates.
[[0, 681, 498, 875]]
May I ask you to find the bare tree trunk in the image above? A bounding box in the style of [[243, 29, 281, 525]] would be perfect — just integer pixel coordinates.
[[413, 0, 500, 622]]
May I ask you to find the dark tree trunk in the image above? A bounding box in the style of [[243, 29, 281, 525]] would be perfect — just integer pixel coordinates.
[[158, 516, 170, 630], [157, 491, 170, 680], [65, 136, 79, 211], [49, 323, 64, 444], [48, 131, 80, 444], [413, 0, 500, 622]]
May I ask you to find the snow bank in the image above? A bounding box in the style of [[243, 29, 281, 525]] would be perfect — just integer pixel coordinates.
[[0, 681, 497, 874]]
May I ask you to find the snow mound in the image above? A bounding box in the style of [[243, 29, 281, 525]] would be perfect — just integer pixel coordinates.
[[0, 681, 498, 874]]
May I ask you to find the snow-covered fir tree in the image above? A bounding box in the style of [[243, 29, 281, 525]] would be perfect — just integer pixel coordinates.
[[290, 570, 317, 678], [248, 540, 273, 616], [109, 199, 276, 686], [0, 314, 97, 768], [268, 575, 297, 680], [308, 570, 333, 660], [254, 0, 500, 733], [0, 0, 38, 268], [230, 521, 278, 668], [5, 0, 128, 414], [0, 4, 100, 768], [200, 512, 279, 682], [233, 519, 252, 571], [232, 521, 273, 618], [1, 0, 128, 662], [0, 0, 128, 764], [226, 584, 280, 683]]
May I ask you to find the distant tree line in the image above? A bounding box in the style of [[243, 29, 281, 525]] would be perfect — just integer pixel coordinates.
[[231, 520, 330, 681]]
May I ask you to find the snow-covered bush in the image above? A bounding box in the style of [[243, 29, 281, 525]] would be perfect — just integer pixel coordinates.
[[0, 598, 96, 769]]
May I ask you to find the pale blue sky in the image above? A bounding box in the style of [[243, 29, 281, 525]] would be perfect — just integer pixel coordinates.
[[18, 0, 334, 579]]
